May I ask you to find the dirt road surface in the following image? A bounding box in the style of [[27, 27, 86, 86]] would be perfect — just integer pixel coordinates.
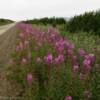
[[0, 23, 17, 35], [0, 23, 21, 97]]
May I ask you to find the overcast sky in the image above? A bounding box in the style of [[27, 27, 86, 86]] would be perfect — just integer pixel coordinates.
[[0, 0, 100, 21]]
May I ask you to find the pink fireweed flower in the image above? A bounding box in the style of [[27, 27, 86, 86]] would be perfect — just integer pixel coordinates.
[[83, 58, 92, 72], [16, 45, 20, 52], [19, 33, 25, 39], [65, 96, 72, 100], [73, 65, 79, 72], [47, 26, 59, 35], [27, 73, 33, 85], [78, 48, 86, 56], [83, 54, 95, 70], [66, 42, 75, 55], [57, 47, 64, 53], [65, 40, 70, 47], [54, 54, 64, 64], [83, 59, 91, 66], [55, 40, 65, 53], [85, 65, 92, 71], [21, 58, 27, 65], [89, 54, 95, 61], [44, 53, 53, 63], [68, 43, 75, 49], [71, 55, 78, 66], [85, 54, 95, 62], [36, 57, 42, 63], [79, 73, 86, 81], [67, 49, 73, 55]]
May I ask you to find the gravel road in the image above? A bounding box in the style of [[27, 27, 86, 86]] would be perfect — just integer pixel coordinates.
[[0, 23, 20, 97], [0, 23, 17, 35]]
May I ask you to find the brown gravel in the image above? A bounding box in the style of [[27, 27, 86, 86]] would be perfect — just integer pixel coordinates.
[[0, 23, 22, 98]]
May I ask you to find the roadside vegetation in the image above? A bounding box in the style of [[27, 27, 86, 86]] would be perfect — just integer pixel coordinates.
[[7, 10, 100, 100]]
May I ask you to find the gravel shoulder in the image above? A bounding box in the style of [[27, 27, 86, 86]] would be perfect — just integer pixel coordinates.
[[0, 23, 20, 97], [0, 23, 17, 35]]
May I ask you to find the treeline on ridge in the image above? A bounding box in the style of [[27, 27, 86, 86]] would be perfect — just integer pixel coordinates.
[[67, 10, 100, 35]]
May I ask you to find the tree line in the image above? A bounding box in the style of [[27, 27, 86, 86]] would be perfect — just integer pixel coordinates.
[[24, 17, 66, 27], [67, 10, 100, 35]]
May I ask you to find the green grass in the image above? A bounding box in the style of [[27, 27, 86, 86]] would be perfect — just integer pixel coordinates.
[[60, 31, 100, 52]]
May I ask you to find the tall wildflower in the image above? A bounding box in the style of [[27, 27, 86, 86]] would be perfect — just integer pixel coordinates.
[[21, 58, 27, 65], [27, 73, 33, 86], [44, 53, 53, 63], [78, 48, 86, 56], [54, 54, 64, 64], [79, 73, 86, 81], [65, 96, 72, 100], [73, 65, 79, 72]]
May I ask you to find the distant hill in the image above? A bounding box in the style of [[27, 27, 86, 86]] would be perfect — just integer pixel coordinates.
[[0, 19, 14, 26]]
